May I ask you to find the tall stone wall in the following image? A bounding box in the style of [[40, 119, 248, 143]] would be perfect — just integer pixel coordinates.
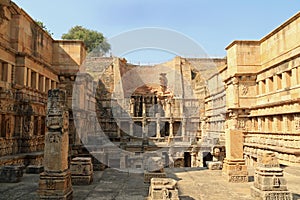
[[0, 1, 86, 167]]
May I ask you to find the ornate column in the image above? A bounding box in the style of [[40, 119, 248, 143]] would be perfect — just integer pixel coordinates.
[[142, 117, 147, 138], [182, 117, 187, 141], [142, 97, 146, 117], [169, 119, 174, 138], [117, 120, 121, 138], [222, 130, 248, 183], [129, 120, 133, 136], [233, 77, 239, 106], [291, 67, 298, 86], [130, 97, 135, 117], [38, 89, 72, 199], [156, 113, 161, 138]]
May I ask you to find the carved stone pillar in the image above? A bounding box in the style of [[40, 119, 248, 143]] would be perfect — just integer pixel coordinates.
[[117, 120, 121, 138], [232, 77, 239, 106], [142, 97, 146, 117], [222, 130, 248, 183], [182, 117, 187, 141], [142, 117, 147, 138], [38, 89, 72, 199], [191, 152, 197, 167], [169, 119, 174, 138], [129, 121, 133, 136], [130, 98, 135, 116], [156, 113, 161, 138]]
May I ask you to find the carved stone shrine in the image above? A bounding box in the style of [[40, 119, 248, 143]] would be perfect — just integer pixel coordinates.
[[251, 152, 292, 200], [38, 89, 73, 200]]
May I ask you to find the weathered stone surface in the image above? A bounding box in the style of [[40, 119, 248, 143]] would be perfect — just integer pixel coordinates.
[[251, 153, 292, 200], [223, 130, 248, 182], [38, 171, 73, 200], [147, 178, 180, 200], [144, 171, 167, 183], [70, 157, 93, 185], [38, 89, 72, 199], [0, 165, 23, 183], [251, 187, 293, 200], [206, 161, 222, 170]]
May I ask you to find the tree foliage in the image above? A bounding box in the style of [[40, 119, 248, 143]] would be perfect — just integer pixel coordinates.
[[35, 20, 53, 35], [61, 26, 110, 55]]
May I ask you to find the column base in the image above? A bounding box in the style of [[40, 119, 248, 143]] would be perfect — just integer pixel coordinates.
[[251, 186, 292, 200], [38, 170, 73, 200], [222, 158, 248, 182]]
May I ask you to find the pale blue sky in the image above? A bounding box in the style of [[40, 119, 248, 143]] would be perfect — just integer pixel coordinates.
[[13, 0, 300, 64]]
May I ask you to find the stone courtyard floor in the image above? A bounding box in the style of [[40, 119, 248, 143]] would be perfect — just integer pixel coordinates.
[[0, 166, 299, 200]]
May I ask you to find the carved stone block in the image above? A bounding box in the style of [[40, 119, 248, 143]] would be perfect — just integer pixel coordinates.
[[251, 186, 292, 200], [70, 157, 93, 185], [251, 152, 292, 200], [0, 165, 23, 183], [38, 171, 73, 200], [144, 171, 167, 183], [222, 159, 248, 183], [206, 161, 222, 170], [147, 178, 180, 200]]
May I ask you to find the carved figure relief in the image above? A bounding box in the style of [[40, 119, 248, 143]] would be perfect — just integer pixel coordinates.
[[241, 84, 249, 96], [295, 114, 300, 131], [46, 179, 55, 190], [46, 134, 61, 144]]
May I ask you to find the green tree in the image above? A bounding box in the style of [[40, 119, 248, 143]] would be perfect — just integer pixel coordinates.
[[62, 26, 110, 55], [35, 20, 53, 35]]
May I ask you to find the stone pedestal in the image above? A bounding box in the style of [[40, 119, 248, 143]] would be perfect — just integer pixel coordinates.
[[222, 159, 248, 182], [38, 89, 73, 199], [147, 178, 180, 200], [222, 130, 248, 182], [0, 165, 23, 183], [39, 171, 73, 200], [251, 152, 292, 200], [70, 157, 93, 185]]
